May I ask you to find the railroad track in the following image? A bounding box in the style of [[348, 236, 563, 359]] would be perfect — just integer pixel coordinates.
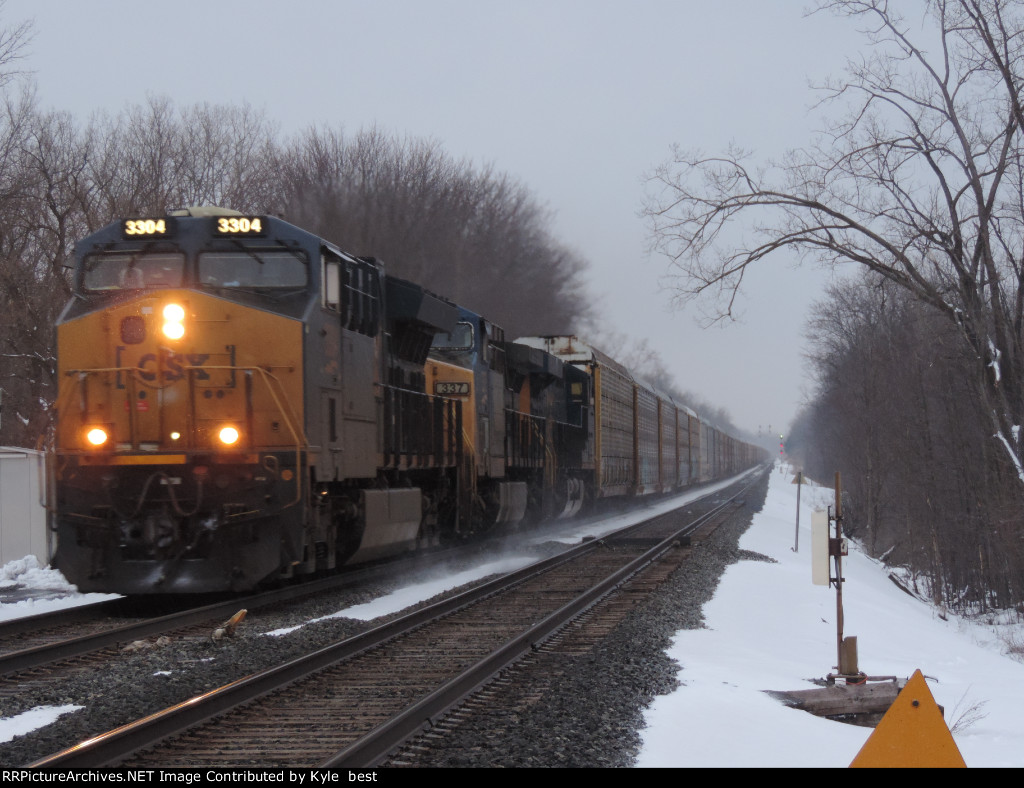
[[0, 552, 460, 694], [27, 472, 763, 768]]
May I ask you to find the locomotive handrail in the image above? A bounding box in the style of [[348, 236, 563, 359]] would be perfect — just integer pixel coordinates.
[[57, 366, 306, 444], [54, 364, 307, 507], [186, 365, 306, 443], [187, 364, 307, 508], [379, 384, 461, 470], [537, 416, 557, 490]]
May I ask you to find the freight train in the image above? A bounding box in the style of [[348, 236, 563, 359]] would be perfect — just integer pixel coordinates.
[[49, 207, 767, 594]]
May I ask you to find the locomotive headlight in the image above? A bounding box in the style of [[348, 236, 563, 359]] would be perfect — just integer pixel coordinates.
[[86, 427, 109, 447], [218, 426, 240, 446], [162, 303, 186, 340]]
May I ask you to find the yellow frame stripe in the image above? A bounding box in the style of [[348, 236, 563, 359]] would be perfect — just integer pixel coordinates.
[[83, 454, 188, 466]]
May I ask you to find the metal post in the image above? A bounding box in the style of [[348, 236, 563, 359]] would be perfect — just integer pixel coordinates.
[[834, 471, 844, 675], [793, 471, 802, 552]]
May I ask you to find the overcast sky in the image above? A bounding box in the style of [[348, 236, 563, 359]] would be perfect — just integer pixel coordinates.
[[4, 0, 866, 435]]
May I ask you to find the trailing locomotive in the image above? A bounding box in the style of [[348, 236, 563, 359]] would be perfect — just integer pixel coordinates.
[[49, 208, 767, 594]]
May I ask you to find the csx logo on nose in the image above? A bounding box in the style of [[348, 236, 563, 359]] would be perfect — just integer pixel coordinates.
[[136, 351, 211, 382]]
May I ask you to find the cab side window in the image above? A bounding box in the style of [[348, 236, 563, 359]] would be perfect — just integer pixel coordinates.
[[322, 252, 341, 311], [341, 258, 380, 336], [322, 251, 379, 336]]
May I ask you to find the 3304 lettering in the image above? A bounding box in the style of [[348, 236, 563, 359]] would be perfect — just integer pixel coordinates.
[[216, 216, 263, 234]]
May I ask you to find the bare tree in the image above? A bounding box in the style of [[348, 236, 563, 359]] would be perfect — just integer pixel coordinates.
[[278, 126, 592, 336], [0, 1, 31, 91], [175, 102, 280, 210], [0, 97, 285, 446], [796, 269, 1024, 608], [643, 0, 1024, 483], [0, 105, 94, 446], [79, 97, 282, 225]]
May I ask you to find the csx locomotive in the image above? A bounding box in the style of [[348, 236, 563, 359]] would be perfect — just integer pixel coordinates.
[[50, 207, 766, 594]]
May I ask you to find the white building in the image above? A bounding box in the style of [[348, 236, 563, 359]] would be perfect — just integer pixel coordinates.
[[0, 447, 50, 565]]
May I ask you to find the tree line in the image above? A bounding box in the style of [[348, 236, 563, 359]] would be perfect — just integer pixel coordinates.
[[0, 31, 593, 448], [790, 273, 1024, 610], [644, 0, 1024, 612]]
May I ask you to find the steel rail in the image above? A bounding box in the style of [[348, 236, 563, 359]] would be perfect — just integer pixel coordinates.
[[0, 598, 124, 640], [28, 471, 762, 768], [0, 562, 393, 677], [322, 485, 754, 767]]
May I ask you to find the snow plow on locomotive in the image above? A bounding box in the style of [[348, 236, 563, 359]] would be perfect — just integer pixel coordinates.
[[48, 208, 766, 594]]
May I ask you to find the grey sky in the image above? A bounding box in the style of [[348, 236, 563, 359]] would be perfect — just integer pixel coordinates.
[[6, 0, 864, 434]]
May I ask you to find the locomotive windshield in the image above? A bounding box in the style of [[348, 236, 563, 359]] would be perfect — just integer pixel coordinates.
[[81, 252, 186, 292], [199, 249, 308, 290]]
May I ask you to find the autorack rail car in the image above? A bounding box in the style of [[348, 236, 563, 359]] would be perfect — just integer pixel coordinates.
[[514, 336, 752, 498], [49, 207, 767, 594]]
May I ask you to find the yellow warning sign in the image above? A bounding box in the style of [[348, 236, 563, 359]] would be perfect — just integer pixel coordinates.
[[850, 670, 966, 768], [791, 472, 804, 485]]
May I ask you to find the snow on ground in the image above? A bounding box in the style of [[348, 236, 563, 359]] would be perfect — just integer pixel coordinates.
[[635, 463, 1024, 768], [0, 706, 82, 745], [0, 556, 118, 621], [3, 464, 1022, 766], [261, 555, 539, 637], [0, 555, 76, 593]]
